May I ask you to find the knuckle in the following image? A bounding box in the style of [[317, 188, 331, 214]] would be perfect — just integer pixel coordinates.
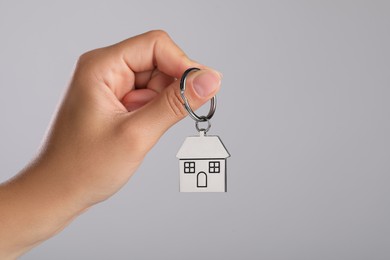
[[77, 50, 95, 65], [165, 88, 188, 119], [76, 48, 108, 68], [147, 29, 170, 40], [74, 48, 111, 82], [75, 51, 97, 73]]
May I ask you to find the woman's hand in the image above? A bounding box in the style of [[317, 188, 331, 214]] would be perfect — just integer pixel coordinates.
[[0, 30, 221, 259]]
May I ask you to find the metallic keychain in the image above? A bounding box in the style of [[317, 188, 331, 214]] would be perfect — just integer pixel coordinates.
[[176, 68, 230, 192]]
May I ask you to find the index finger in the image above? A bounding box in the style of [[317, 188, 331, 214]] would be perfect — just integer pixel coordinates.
[[113, 30, 202, 79]]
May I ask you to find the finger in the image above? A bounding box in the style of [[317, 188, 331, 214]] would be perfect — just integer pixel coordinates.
[[134, 69, 157, 89], [134, 69, 174, 93], [121, 88, 158, 112], [122, 69, 222, 153], [122, 70, 174, 111], [113, 30, 204, 79]]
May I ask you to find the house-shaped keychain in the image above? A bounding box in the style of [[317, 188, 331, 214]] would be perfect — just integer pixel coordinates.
[[176, 131, 230, 192]]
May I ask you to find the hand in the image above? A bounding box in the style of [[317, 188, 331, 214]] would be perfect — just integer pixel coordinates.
[[0, 30, 221, 258], [39, 30, 221, 206]]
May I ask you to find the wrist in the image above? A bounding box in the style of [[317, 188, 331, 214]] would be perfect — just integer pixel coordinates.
[[0, 159, 88, 258]]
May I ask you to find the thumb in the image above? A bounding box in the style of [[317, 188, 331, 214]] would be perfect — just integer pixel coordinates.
[[126, 69, 221, 150]]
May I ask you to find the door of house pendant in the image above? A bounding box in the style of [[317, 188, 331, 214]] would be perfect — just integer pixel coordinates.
[[197, 172, 207, 188]]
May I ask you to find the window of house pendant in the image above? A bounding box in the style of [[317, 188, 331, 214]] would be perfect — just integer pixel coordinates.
[[209, 161, 220, 173], [184, 161, 195, 173]]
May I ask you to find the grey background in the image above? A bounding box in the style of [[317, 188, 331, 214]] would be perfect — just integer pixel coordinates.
[[1, 1, 389, 259]]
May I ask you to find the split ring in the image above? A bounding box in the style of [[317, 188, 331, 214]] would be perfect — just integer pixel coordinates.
[[180, 67, 217, 122], [195, 117, 211, 133]]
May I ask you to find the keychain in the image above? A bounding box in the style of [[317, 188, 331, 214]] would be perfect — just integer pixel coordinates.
[[176, 68, 230, 192]]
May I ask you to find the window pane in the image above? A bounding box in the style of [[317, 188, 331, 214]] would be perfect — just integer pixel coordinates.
[[184, 161, 195, 174]]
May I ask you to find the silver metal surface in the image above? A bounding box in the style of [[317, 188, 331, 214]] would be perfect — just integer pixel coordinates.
[[180, 67, 217, 122], [176, 134, 230, 192], [195, 117, 211, 133]]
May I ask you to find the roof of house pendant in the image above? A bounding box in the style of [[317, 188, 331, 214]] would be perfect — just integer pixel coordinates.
[[176, 134, 230, 159]]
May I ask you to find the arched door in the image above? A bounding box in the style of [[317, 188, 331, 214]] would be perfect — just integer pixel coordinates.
[[197, 172, 207, 188]]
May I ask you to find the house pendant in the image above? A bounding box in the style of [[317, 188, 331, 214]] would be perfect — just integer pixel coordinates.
[[176, 131, 230, 192]]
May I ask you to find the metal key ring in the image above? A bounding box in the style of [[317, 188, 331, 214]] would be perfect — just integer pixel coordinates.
[[180, 67, 217, 122], [195, 116, 211, 133]]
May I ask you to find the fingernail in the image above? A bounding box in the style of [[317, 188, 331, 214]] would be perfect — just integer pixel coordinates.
[[192, 70, 221, 97]]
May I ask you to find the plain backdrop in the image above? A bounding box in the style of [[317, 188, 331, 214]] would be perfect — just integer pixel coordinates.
[[1, 1, 389, 259]]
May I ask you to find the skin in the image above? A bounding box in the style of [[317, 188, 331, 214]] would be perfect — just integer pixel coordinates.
[[0, 30, 221, 259]]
